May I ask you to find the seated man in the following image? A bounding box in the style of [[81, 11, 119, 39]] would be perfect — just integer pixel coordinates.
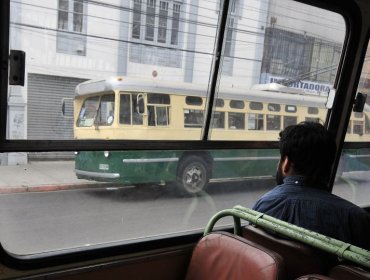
[[253, 121, 370, 250]]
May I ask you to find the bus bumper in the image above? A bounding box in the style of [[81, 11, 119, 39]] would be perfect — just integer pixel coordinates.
[[74, 169, 120, 180]]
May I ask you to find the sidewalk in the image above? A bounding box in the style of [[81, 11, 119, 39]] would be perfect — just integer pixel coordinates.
[[1, 161, 369, 194], [0, 161, 101, 194]]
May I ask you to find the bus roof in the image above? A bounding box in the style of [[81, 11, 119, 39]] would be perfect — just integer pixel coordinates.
[[75, 76, 329, 108]]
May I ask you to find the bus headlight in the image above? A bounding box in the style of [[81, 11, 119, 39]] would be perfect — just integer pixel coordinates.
[[104, 151, 110, 158]]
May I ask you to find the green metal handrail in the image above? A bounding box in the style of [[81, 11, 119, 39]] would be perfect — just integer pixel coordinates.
[[204, 205, 370, 269]]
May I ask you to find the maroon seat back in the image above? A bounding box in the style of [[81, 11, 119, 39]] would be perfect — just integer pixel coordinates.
[[296, 274, 335, 280], [329, 265, 370, 280], [242, 225, 336, 279], [295, 275, 335, 280], [185, 232, 285, 280]]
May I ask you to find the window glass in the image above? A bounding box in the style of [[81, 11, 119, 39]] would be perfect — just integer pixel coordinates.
[[145, 0, 156, 41], [285, 105, 297, 113], [95, 95, 115, 126], [184, 109, 204, 128], [248, 113, 264, 130], [148, 93, 170, 104], [228, 112, 245, 129], [353, 121, 364, 135], [185, 96, 203, 106], [308, 107, 319, 114], [354, 112, 364, 118], [120, 93, 143, 125], [268, 103, 281, 112], [335, 39, 370, 208], [230, 100, 245, 109], [216, 99, 224, 107], [305, 117, 321, 123], [3, 0, 346, 257], [132, 0, 142, 39], [249, 102, 263, 111], [266, 115, 281, 130], [148, 94, 170, 127], [284, 116, 297, 128], [77, 96, 100, 127], [212, 112, 225, 129], [58, 0, 69, 30], [158, 1, 169, 43], [57, 0, 86, 55], [120, 94, 131, 124], [171, 4, 181, 45]]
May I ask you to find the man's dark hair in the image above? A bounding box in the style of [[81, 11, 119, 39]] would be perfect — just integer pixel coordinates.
[[279, 121, 336, 187]]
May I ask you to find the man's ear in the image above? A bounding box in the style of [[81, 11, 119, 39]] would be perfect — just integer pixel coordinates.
[[281, 156, 292, 176]]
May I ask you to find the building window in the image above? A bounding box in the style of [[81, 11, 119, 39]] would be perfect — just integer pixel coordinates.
[[158, 1, 169, 43], [145, 0, 156, 41], [130, 0, 183, 67], [57, 0, 86, 56], [218, 0, 239, 75], [132, 0, 142, 39], [171, 3, 181, 45], [261, 27, 341, 85]]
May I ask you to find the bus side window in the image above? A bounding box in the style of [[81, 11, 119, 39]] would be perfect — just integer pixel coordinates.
[[266, 115, 281, 130], [305, 117, 321, 123], [212, 111, 225, 129], [248, 113, 264, 130], [184, 109, 204, 128], [147, 93, 170, 126], [96, 94, 115, 126], [228, 112, 245, 129], [120, 93, 143, 125], [365, 115, 370, 134], [132, 94, 143, 125], [120, 94, 131, 124], [284, 116, 297, 128], [353, 120, 364, 135]]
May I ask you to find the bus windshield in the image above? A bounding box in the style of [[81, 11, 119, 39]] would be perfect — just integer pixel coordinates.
[[77, 94, 115, 127]]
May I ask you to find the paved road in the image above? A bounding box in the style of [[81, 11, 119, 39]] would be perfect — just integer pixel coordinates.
[[0, 179, 274, 255], [0, 161, 369, 256]]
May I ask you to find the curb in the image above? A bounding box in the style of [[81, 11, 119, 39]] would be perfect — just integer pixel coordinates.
[[0, 183, 112, 194]]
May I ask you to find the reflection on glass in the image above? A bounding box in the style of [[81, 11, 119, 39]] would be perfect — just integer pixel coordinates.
[[335, 39, 370, 208], [4, 0, 347, 257], [334, 149, 370, 207]]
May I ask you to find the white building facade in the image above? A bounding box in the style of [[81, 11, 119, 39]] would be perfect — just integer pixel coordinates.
[[3, 0, 345, 164]]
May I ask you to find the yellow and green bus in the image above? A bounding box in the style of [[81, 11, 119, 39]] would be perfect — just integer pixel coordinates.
[[73, 76, 370, 195]]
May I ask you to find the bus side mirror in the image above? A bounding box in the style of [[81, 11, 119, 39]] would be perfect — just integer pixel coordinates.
[[353, 92, 367, 112], [137, 94, 145, 114], [61, 98, 73, 118]]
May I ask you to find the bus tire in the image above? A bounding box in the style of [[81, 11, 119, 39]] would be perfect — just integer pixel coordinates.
[[176, 155, 210, 196]]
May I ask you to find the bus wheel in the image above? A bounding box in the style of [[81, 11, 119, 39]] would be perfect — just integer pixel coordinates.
[[176, 156, 209, 195]]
